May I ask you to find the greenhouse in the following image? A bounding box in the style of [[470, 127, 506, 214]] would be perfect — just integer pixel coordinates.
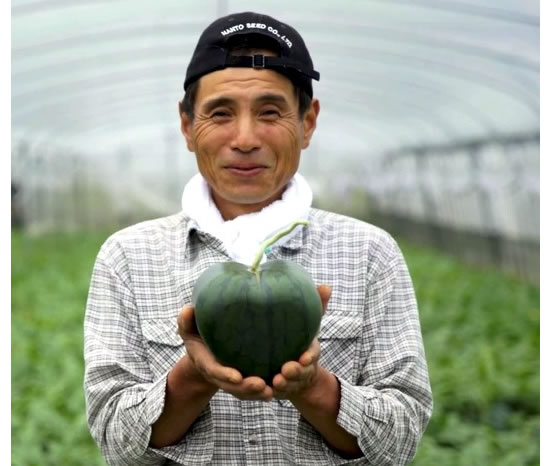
[[11, 1, 539, 465]]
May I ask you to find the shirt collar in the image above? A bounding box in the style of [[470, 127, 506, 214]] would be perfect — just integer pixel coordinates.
[[181, 211, 308, 257]]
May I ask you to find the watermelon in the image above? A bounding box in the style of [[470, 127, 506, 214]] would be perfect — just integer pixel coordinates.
[[192, 221, 322, 383]]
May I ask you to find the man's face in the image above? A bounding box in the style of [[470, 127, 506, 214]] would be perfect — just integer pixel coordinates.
[[180, 65, 319, 220]]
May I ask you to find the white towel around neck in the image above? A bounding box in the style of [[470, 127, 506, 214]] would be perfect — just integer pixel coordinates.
[[181, 172, 312, 266]]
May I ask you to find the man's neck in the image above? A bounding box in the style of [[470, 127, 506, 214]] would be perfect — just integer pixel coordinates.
[[211, 190, 286, 221]]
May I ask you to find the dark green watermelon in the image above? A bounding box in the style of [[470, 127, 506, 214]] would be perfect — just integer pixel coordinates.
[[192, 259, 322, 384]]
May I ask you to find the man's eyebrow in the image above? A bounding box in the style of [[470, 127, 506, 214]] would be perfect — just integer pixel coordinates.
[[201, 97, 235, 114], [255, 93, 290, 106], [201, 93, 290, 114]]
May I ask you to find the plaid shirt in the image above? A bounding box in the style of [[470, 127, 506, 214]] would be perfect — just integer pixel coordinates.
[[84, 208, 432, 465]]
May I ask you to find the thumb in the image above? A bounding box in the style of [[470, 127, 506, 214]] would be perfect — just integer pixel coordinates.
[[177, 305, 198, 337], [317, 284, 332, 314]]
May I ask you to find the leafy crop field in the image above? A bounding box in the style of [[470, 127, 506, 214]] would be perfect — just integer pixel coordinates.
[[11, 231, 539, 465]]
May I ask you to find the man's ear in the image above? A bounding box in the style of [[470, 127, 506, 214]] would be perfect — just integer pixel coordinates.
[[179, 102, 195, 152], [301, 98, 320, 150]]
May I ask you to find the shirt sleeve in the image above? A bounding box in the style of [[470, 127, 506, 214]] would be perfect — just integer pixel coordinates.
[[334, 238, 433, 465], [83, 238, 215, 466]]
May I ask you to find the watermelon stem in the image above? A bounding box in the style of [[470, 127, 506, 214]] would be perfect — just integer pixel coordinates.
[[249, 220, 309, 273]]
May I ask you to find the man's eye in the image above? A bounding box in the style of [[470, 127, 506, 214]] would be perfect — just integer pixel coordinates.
[[211, 111, 231, 121], [260, 109, 280, 119]]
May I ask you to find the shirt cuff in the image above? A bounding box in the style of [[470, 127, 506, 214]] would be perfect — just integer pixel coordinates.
[[144, 372, 169, 425], [126, 372, 215, 465], [337, 376, 404, 465], [293, 375, 378, 465], [295, 416, 353, 465], [118, 373, 214, 465], [337, 376, 389, 436]]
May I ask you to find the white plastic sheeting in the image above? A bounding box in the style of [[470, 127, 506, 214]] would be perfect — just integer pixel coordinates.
[[11, 0, 540, 239]]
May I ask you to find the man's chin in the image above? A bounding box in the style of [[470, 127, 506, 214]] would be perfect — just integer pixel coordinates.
[[214, 190, 283, 212]]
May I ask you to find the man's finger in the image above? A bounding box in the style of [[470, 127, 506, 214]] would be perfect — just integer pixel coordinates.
[[239, 376, 267, 393], [178, 305, 198, 336], [299, 339, 320, 366], [188, 342, 243, 384], [317, 284, 332, 313], [217, 376, 273, 401], [281, 361, 305, 380], [209, 365, 243, 385]]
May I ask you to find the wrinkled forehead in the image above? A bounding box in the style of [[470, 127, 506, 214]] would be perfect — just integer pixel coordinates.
[[195, 67, 297, 107]]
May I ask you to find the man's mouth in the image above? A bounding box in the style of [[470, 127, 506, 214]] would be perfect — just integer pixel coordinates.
[[225, 164, 268, 176]]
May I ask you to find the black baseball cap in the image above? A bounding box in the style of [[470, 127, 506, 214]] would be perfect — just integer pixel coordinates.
[[184, 11, 320, 97]]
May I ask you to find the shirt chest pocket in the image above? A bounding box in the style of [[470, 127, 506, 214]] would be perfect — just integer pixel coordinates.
[[142, 318, 186, 379], [318, 314, 362, 384]]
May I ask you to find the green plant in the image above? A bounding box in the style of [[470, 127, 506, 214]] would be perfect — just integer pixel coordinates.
[[402, 242, 540, 465], [11, 231, 539, 465], [12, 232, 108, 466]]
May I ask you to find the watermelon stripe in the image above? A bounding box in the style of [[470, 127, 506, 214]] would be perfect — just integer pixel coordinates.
[[193, 260, 322, 382]]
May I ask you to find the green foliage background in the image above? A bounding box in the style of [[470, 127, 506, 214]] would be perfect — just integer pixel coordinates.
[[11, 231, 539, 465]]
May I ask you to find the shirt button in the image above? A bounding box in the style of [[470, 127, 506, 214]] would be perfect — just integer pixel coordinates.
[[249, 435, 259, 445]]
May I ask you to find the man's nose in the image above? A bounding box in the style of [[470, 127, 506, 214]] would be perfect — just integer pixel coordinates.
[[230, 115, 261, 153]]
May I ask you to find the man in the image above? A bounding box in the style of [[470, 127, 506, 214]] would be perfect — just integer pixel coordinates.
[[84, 11, 432, 465]]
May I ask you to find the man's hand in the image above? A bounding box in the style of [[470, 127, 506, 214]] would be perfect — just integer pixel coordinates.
[[272, 284, 332, 400], [177, 305, 274, 401], [177, 284, 331, 403]]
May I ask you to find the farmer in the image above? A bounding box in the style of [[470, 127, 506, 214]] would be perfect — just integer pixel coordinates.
[[84, 11, 432, 465]]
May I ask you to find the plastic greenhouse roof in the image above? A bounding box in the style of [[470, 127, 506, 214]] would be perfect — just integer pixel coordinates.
[[11, 0, 539, 162]]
